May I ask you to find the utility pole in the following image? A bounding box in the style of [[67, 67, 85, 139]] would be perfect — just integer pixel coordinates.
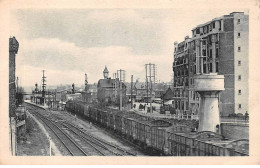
[[150, 63, 152, 113], [54, 89, 57, 109], [52, 90, 54, 109], [113, 73, 117, 102], [48, 89, 50, 109], [117, 69, 125, 111], [145, 65, 148, 105], [42, 70, 47, 105], [85, 73, 89, 92], [131, 75, 133, 109], [145, 63, 156, 113], [16, 77, 19, 92]]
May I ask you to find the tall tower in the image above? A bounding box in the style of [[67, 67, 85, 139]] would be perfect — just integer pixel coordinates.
[[103, 66, 109, 79], [194, 74, 224, 133]]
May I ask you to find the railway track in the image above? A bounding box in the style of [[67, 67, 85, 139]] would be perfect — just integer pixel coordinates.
[[25, 102, 136, 156], [26, 105, 88, 156], [62, 122, 136, 156]]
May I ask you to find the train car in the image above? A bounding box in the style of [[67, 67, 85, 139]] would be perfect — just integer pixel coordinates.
[[224, 139, 249, 156], [166, 127, 195, 156], [96, 109, 101, 124], [191, 131, 228, 156], [65, 100, 71, 111], [135, 120, 151, 148], [125, 118, 137, 141], [99, 109, 107, 127], [83, 104, 90, 119], [107, 110, 115, 130], [167, 131, 238, 156], [66, 100, 248, 156], [89, 106, 97, 122], [149, 120, 173, 155], [122, 116, 131, 138], [114, 111, 124, 134]]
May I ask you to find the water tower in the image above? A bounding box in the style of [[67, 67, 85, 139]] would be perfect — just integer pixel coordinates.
[[193, 37, 225, 133]]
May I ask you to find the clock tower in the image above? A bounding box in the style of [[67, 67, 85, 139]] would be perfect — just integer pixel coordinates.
[[103, 66, 109, 79]]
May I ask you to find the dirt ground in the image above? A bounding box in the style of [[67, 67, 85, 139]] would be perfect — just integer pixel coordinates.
[[16, 115, 50, 156]]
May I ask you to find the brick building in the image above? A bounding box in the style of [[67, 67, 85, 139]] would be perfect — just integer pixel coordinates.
[[97, 66, 127, 105], [173, 12, 249, 116]]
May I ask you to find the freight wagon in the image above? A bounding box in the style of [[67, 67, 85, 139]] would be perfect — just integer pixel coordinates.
[[65, 100, 249, 156], [167, 131, 249, 156]]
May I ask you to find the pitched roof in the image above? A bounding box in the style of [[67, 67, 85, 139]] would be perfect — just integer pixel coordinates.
[[98, 78, 114, 88], [98, 78, 126, 88], [163, 87, 174, 100], [134, 82, 146, 90]]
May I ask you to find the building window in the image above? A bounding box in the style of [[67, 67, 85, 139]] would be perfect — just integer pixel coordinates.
[[238, 60, 241, 66], [203, 49, 206, 56], [209, 49, 212, 58], [209, 63, 212, 73], [238, 89, 241, 95], [238, 75, 241, 80], [238, 32, 241, 37], [238, 104, 242, 109], [196, 28, 200, 34], [238, 46, 241, 52], [216, 62, 219, 72], [238, 19, 241, 24], [216, 48, 219, 58]]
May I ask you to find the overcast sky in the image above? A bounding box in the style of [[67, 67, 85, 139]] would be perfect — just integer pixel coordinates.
[[10, 8, 248, 87]]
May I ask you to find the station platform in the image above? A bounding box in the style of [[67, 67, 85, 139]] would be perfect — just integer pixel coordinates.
[[24, 100, 49, 110]]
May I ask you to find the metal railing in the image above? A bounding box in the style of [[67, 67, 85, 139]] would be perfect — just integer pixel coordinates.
[[133, 110, 199, 120]]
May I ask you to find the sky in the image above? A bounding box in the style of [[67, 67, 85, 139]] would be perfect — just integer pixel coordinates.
[[10, 8, 248, 87]]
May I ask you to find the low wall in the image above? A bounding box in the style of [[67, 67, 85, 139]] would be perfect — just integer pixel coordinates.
[[221, 123, 249, 140]]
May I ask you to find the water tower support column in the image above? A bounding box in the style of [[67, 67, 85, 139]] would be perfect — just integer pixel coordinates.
[[194, 74, 225, 133]]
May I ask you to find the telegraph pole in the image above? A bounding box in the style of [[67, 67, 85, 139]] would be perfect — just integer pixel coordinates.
[[42, 70, 47, 105], [145, 65, 148, 105], [117, 69, 125, 111], [85, 73, 88, 91], [149, 63, 152, 113], [113, 73, 117, 101], [145, 63, 156, 113], [131, 75, 133, 109], [54, 89, 57, 110], [16, 77, 19, 92]]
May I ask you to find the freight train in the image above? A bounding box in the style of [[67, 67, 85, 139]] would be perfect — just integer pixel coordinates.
[[65, 100, 249, 156]]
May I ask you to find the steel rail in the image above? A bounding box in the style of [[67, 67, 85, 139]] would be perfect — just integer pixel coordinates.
[[64, 122, 136, 156], [25, 102, 136, 156], [25, 103, 88, 156]]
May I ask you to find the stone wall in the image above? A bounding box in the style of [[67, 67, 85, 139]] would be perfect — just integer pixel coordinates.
[[221, 123, 249, 140]]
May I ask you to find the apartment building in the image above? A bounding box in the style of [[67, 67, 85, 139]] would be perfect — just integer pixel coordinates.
[[173, 12, 249, 116]]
